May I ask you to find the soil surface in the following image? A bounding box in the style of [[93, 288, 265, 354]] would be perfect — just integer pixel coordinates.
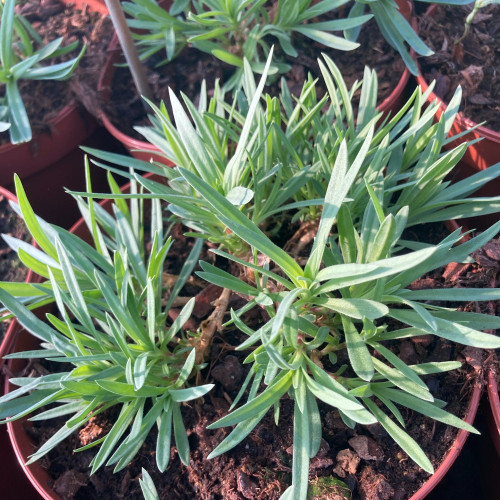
[[102, 13, 406, 141], [417, 4, 500, 131], [0, 193, 31, 340], [0, 0, 113, 146], [22, 237, 499, 500]]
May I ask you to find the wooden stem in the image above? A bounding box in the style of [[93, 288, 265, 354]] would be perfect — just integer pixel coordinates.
[[104, 0, 154, 104]]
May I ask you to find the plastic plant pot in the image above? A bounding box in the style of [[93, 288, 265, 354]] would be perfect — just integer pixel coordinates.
[[4, 317, 483, 500], [97, 0, 412, 164], [486, 368, 500, 458], [0, 0, 114, 229], [0, 104, 97, 189], [0, 176, 486, 499]]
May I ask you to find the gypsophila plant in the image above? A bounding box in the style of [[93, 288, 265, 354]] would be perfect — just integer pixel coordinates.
[[82, 50, 335, 255], [118, 0, 484, 90], [0, 169, 212, 476], [32, 50, 500, 499], [0, 0, 86, 143], [305, 55, 500, 231], [81, 51, 500, 255], [173, 141, 500, 498], [122, 0, 372, 90]]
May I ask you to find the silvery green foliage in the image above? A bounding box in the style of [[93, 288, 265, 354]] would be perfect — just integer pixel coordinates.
[[82, 52, 500, 253], [179, 145, 500, 498], [123, 0, 483, 82], [123, 0, 372, 90], [4, 50, 500, 500], [0, 171, 211, 475], [0, 0, 85, 143]]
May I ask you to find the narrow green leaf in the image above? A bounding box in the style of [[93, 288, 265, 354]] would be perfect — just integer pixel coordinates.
[[208, 370, 293, 429], [364, 398, 434, 473]]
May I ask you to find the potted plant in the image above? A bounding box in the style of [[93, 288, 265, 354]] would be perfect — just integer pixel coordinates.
[[96, 0, 421, 162], [0, 0, 114, 227], [1, 53, 500, 499]]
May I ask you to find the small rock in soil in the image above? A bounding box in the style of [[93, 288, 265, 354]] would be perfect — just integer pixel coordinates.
[[310, 439, 334, 470], [236, 470, 259, 499], [193, 283, 223, 318], [473, 239, 500, 268], [366, 423, 387, 440], [78, 416, 104, 446], [358, 466, 394, 500], [442, 262, 471, 282], [429, 339, 453, 362], [348, 436, 384, 462], [211, 355, 243, 393], [53, 470, 87, 499], [333, 449, 360, 477], [411, 334, 433, 348], [408, 277, 438, 290]]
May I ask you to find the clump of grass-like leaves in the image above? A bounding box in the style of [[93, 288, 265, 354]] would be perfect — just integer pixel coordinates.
[[0, 170, 211, 474]]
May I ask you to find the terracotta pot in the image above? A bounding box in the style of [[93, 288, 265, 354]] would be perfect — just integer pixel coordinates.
[[414, 5, 500, 172], [0, 185, 29, 343], [97, 0, 411, 164], [0, 320, 42, 500], [0, 184, 18, 210], [0, 184, 486, 499], [3, 316, 483, 499], [97, 42, 173, 165], [66, 0, 108, 15], [0, 104, 97, 187], [376, 0, 412, 119], [0, 0, 114, 229]]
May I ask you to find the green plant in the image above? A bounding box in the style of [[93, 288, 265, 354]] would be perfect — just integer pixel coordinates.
[[70, 53, 500, 498], [123, 0, 372, 90], [174, 148, 500, 498], [0, 171, 212, 474], [83, 51, 333, 255], [82, 52, 500, 251], [452, 0, 500, 60], [2, 50, 500, 500], [0, 0, 85, 143], [120, 0, 483, 88], [303, 57, 500, 230]]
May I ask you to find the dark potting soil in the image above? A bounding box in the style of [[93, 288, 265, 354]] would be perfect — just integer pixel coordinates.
[[23, 240, 500, 500], [0, 194, 31, 340], [0, 0, 113, 146], [418, 4, 500, 131], [103, 14, 406, 142]]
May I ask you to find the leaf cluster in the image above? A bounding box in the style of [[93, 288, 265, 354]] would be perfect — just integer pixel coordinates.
[[1, 49, 500, 500], [82, 52, 500, 255], [121, 0, 483, 88], [0, 0, 85, 143], [176, 136, 500, 497], [0, 170, 211, 474], [123, 0, 372, 90]]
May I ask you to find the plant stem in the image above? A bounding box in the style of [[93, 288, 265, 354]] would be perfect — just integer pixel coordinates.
[[104, 0, 154, 104], [194, 288, 231, 364], [454, 0, 480, 47]]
